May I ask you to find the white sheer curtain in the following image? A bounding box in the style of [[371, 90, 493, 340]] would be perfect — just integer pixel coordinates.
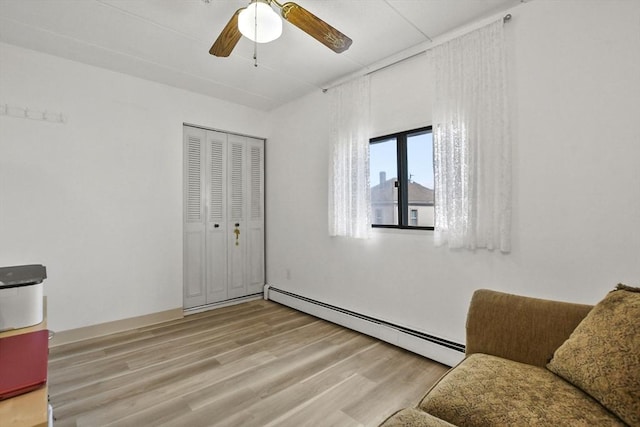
[[328, 75, 372, 239], [431, 19, 511, 252]]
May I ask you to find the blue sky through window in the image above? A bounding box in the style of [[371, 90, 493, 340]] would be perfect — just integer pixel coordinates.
[[370, 132, 433, 189]]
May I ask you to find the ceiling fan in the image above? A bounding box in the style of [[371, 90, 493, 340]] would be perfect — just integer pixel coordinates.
[[209, 0, 353, 57]]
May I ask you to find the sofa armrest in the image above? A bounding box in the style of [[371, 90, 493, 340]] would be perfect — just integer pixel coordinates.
[[465, 289, 593, 367]]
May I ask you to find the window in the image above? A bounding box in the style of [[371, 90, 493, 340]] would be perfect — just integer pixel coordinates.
[[370, 127, 434, 230]]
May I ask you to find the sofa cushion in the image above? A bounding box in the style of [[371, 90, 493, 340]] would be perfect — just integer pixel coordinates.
[[547, 284, 640, 426], [379, 408, 456, 427], [420, 353, 625, 427]]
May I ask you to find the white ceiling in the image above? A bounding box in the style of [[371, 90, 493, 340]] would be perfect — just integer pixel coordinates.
[[0, 0, 521, 111]]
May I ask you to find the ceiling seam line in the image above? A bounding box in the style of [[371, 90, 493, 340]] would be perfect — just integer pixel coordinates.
[[0, 16, 276, 105], [381, 0, 433, 43], [322, 11, 515, 92], [93, 0, 207, 44]]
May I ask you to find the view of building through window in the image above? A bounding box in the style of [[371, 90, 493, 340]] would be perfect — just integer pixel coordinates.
[[370, 128, 434, 229]]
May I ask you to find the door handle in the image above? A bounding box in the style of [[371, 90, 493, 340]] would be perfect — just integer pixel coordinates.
[[233, 225, 240, 246]]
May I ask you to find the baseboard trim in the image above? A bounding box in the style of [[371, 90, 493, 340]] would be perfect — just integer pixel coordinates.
[[49, 307, 183, 347], [265, 285, 465, 367], [183, 293, 263, 315]]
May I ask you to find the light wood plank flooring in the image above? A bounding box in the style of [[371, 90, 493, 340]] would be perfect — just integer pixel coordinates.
[[48, 300, 449, 427]]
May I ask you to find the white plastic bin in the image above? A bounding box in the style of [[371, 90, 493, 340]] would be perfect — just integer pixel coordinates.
[[0, 265, 46, 331]]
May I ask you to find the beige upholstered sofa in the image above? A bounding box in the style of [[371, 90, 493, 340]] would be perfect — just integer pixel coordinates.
[[380, 285, 640, 427]]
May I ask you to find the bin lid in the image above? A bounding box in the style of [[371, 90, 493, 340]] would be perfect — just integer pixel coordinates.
[[0, 265, 47, 289]]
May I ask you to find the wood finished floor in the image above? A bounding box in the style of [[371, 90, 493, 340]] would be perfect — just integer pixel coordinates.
[[48, 300, 449, 427]]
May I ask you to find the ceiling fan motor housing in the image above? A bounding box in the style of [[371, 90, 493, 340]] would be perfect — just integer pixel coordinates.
[[238, 0, 283, 43]]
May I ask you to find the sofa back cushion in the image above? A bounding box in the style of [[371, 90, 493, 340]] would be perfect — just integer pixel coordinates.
[[466, 289, 593, 367], [547, 284, 640, 426]]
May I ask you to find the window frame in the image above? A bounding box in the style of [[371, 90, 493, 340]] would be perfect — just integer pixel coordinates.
[[370, 126, 434, 231]]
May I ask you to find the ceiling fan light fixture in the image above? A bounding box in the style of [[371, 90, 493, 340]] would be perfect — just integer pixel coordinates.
[[238, 1, 283, 43]]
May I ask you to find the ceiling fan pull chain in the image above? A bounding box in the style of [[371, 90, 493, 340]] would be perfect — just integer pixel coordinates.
[[253, 2, 258, 67], [254, 42, 258, 67]]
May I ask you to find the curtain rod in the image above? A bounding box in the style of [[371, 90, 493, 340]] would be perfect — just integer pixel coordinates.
[[322, 13, 513, 93]]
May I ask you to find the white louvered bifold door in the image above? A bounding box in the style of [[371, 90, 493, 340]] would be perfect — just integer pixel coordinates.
[[246, 137, 265, 294], [184, 125, 264, 309], [227, 134, 247, 299], [183, 127, 207, 309], [205, 131, 228, 304]]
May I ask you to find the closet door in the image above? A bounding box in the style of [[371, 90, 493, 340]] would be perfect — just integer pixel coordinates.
[[246, 137, 265, 294], [183, 127, 207, 308], [184, 125, 265, 309], [205, 131, 228, 303], [227, 134, 247, 299]]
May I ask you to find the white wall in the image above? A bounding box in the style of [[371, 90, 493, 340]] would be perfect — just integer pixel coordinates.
[[0, 43, 270, 332], [265, 0, 640, 346]]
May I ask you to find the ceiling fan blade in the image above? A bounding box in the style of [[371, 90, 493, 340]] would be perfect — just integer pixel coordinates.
[[280, 2, 352, 53], [209, 8, 244, 57]]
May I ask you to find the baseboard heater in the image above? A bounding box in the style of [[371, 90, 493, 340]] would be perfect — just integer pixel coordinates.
[[264, 285, 465, 367]]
